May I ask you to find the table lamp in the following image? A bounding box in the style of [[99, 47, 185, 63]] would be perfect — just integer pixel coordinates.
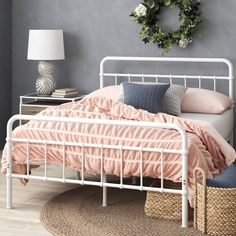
[[27, 30, 65, 96]]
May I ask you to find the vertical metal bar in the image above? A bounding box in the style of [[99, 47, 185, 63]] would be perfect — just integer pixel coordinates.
[[213, 76, 216, 92], [128, 74, 131, 82], [140, 147, 143, 191], [115, 74, 118, 85], [229, 77, 234, 99], [26, 140, 30, 179], [19, 97, 22, 126], [100, 145, 107, 207], [181, 134, 189, 228], [184, 75, 187, 87], [142, 74, 144, 83], [44, 141, 48, 181], [6, 136, 13, 209], [120, 146, 123, 189], [100, 58, 105, 88], [170, 75, 173, 84], [81, 144, 84, 184], [100, 145, 104, 185], [160, 149, 164, 192], [226, 59, 234, 100], [62, 142, 66, 182], [199, 76, 201, 88], [156, 75, 159, 83], [102, 173, 107, 207]]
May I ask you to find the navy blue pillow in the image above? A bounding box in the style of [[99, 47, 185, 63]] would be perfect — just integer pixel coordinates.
[[207, 165, 236, 188], [122, 82, 170, 114]]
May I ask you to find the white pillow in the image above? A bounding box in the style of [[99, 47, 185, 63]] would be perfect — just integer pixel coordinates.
[[181, 88, 233, 114]]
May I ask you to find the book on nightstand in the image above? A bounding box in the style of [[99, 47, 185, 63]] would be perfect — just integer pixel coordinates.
[[51, 88, 79, 98]]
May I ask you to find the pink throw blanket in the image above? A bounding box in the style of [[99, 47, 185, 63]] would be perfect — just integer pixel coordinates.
[[1, 96, 236, 203]]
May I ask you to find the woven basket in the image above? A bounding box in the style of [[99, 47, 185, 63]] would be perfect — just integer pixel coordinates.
[[194, 168, 236, 236], [145, 180, 192, 221]]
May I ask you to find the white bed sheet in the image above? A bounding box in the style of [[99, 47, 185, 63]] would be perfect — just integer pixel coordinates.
[[178, 109, 234, 140]]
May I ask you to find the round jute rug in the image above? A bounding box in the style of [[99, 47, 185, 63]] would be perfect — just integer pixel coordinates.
[[40, 186, 203, 236]]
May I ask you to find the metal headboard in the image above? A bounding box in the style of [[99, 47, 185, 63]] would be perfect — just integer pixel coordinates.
[[100, 56, 234, 100]]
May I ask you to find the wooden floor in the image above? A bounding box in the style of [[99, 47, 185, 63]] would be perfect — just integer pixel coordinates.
[[0, 163, 78, 236]]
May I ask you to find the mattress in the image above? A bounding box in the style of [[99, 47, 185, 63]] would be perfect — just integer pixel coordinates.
[[179, 109, 234, 140]]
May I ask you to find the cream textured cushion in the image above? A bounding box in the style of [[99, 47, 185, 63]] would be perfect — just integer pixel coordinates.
[[161, 84, 187, 116], [181, 88, 233, 114]]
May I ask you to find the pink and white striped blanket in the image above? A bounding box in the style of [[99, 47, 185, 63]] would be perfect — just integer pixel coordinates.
[[1, 96, 235, 202]]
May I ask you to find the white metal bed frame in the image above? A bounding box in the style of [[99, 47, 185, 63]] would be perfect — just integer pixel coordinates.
[[5, 57, 233, 229]]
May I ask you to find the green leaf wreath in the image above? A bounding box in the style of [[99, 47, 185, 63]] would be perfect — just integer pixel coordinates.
[[130, 0, 203, 53]]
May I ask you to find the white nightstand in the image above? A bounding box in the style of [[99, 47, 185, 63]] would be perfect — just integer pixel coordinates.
[[19, 93, 86, 125]]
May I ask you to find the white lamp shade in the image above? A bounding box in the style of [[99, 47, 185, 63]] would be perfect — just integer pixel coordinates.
[[27, 30, 65, 60]]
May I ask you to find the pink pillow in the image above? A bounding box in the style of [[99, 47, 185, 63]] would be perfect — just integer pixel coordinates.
[[181, 88, 233, 114], [85, 85, 120, 101]]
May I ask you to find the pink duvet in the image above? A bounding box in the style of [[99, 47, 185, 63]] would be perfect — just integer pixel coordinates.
[[1, 96, 236, 203]]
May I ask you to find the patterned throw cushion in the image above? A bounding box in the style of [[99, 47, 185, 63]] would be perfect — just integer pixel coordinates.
[[161, 84, 187, 116], [120, 83, 187, 116], [121, 82, 169, 114], [207, 165, 236, 188]]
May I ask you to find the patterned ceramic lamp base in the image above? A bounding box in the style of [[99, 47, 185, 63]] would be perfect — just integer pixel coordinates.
[[36, 61, 56, 96]]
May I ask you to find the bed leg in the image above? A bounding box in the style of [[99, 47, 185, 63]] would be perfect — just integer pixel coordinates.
[[181, 128, 188, 228], [181, 193, 188, 228], [6, 174, 12, 209], [102, 173, 107, 207]]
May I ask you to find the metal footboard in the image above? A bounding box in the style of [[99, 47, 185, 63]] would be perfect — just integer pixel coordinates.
[[6, 114, 189, 227]]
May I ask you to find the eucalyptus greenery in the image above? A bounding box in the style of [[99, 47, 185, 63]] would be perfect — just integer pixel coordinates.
[[130, 0, 203, 53]]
